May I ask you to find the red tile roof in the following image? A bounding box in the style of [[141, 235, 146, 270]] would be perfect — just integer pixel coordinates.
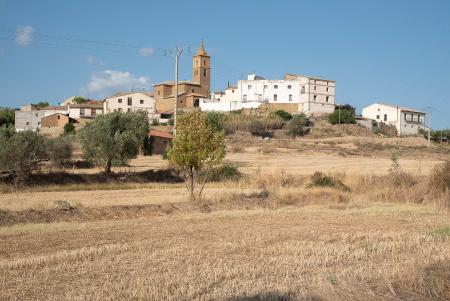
[[149, 129, 173, 139]]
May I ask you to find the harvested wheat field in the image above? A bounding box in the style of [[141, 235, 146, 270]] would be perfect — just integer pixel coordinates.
[[0, 202, 449, 301]]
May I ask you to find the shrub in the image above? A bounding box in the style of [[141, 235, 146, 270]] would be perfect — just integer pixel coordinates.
[[307, 171, 349, 191], [249, 120, 267, 136], [48, 136, 73, 167], [203, 162, 242, 182], [63, 123, 75, 135], [286, 114, 310, 137], [328, 109, 356, 125], [0, 108, 14, 126], [273, 110, 292, 121], [428, 161, 450, 196]]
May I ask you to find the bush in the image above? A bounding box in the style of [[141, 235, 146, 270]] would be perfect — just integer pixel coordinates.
[[203, 162, 241, 182], [48, 136, 73, 167], [63, 123, 75, 135], [249, 120, 267, 136], [286, 114, 310, 137], [207, 111, 225, 133], [273, 110, 292, 121], [328, 109, 356, 125], [428, 161, 450, 196], [307, 171, 349, 191]]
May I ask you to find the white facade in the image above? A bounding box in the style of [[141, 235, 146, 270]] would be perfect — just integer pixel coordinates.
[[15, 105, 68, 131], [68, 104, 103, 119], [236, 74, 336, 116], [104, 92, 156, 119], [200, 99, 261, 112], [362, 103, 427, 136]]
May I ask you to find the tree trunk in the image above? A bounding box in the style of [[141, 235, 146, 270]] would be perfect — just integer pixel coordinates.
[[105, 157, 112, 175], [188, 166, 195, 201]]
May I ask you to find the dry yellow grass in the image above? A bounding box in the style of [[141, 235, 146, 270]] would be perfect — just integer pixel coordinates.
[[0, 204, 448, 300]]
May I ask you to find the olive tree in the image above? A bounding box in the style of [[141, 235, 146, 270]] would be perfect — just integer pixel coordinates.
[[78, 111, 149, 174], [0, 127, 48, 181], [168, 111, 225, 201]]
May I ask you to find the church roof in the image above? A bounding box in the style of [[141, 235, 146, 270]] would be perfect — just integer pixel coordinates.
[[196, 41, 208, 56]]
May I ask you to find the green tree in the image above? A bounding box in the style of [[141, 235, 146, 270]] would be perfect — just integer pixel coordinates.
[[168, 111, 225, 200], [286, 113, 310, 137], [0, 108, 15, 126], [73, 96, 88, 104], [328, 109, 356, 125], [32, 101, 50, 109], [63, 122, 76, 135], [0, 127, 48, 181], [78, 111, 149, 174]]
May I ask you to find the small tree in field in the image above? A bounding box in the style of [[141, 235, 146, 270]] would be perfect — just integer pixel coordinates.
[[168, 111, 225, 200], [78, 111, 149, 174]]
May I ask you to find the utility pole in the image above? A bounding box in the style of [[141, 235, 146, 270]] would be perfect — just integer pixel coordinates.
[[427, 111, 431, 147], [173, 47, 183, 137]]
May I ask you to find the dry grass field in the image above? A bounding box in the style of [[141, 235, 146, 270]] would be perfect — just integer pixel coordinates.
[[1, 134, 449, 300]]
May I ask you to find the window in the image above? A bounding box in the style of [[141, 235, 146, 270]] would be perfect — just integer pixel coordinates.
[[313, 95, 317, 101], [203, 60, 206, 66], [326, 96, 329, 102], [243, 94, 247, 101], [118, 98, 122, 103], [158, 90, 160, 96], [91, 109, 96, 116], [127, 97, 132, 106], [248, 84, 252, 90], [35, 113, 38, 117], [287, 85, 292, 89], [274, 94, 278, 101], [203, 69, 206, 77], [376, 115, 380, 120], [26, 122, 30, 126], [326, 87, 329, 92], [140, 99, 144, 104], [314, 86, 317, 90], [274, 85, 278, 89], [263, 85, 268, 89], [301, 86, 305, 94], [128, 108, 132, 112], [232, 89, 235, 93], [289, 94, 292, 102], [118, 108, 123, 112], [57, 115, 60, 120], [192, 89, 195, 93], [384, 114, 387, 121], [80, 109, 85, 116]]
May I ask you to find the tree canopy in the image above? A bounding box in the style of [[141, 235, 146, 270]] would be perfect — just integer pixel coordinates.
[[73, 96, 88, 104], [328, 109, 356, 125], [168, 111, 225, 200], [32, 102, 50, 109], [0, 108, 15, 126], [78, 111, 149, 174]]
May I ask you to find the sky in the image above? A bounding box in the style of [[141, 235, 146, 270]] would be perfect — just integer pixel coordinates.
[[0, 0, 449, 128]]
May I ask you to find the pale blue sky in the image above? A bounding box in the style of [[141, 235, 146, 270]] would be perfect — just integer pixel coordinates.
[[0, 0, 449, 128]]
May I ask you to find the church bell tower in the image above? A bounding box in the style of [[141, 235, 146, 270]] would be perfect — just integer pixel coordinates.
[[192, 41, 210, 96]]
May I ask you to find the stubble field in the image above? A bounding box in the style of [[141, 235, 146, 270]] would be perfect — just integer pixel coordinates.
[[1, 135, 449, 300]]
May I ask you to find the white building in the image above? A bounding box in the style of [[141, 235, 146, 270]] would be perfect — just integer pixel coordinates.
[[103, 92, 156, 119], [15, 104, 68, 131], [68, 101, 103, 119], [362, 103, 427, 136], [236, 74, 336, 116]]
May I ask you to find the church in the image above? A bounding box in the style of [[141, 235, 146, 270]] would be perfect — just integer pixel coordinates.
[[154, 42, 211, 114]]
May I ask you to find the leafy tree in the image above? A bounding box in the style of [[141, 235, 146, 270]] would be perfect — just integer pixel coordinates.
[[73, 96, 88, 104], [335, 104, 356, 115], [286, 113, 310, 137], [32, 101, 50, 109], [63, 122, 76, 135], [168, 111, 225, 200], [0, 127, 48, 181], [0, 108, 15, 126], [47, 136, 73, 167], [328, 109, 356, 125], [273, 110, 293, 121], [207, 111, 225, 133], [78, 111, 149, 174]]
